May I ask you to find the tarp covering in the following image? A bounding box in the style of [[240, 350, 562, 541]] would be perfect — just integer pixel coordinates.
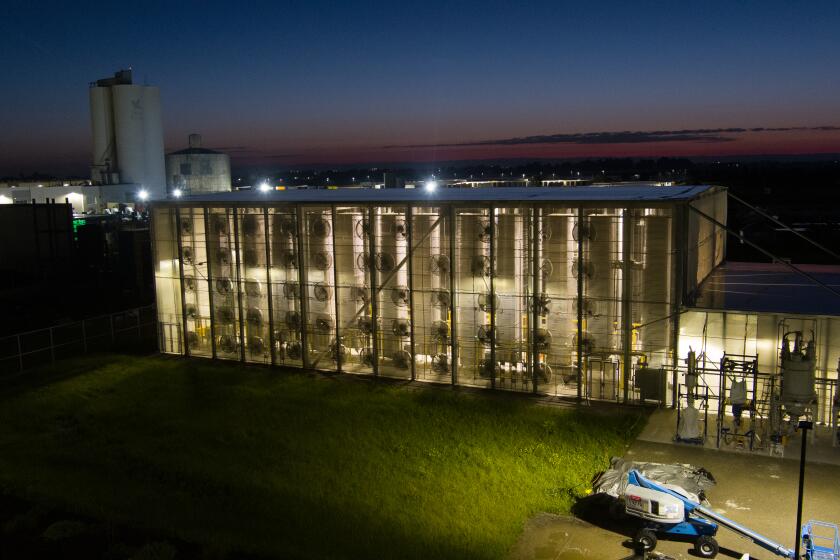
[[594, 457, 716, 504]]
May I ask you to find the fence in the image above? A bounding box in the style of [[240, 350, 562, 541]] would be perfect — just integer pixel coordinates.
[[0, 305, 157, 375]]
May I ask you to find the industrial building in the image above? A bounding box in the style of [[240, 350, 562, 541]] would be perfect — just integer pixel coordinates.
[[151, 185, 728, 402], [166, 134, 231, 195], [151, 183, 840, 456]]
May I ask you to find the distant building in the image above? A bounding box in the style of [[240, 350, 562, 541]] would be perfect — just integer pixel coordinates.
[[166, 134, 231, 195], [89, 69, 166, 203]]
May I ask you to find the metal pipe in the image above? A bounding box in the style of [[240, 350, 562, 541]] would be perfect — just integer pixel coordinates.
[[728, 191, 840, 262], [232, 208, 246, 362], [406, 205, 417, 381], [263, 206, 276, 365]]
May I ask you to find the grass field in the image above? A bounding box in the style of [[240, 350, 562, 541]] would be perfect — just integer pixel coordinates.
[[0, 354, 645, 559]]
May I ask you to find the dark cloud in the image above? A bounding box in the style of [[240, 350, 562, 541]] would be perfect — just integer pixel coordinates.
[[389, 126, 840, 149]]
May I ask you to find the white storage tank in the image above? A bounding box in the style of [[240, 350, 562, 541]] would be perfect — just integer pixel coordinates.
[[165, 134, 232, 195], [780, 331, 817, 415]]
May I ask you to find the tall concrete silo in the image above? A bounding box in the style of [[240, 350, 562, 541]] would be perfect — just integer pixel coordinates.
[[89, 69, 166, 200]]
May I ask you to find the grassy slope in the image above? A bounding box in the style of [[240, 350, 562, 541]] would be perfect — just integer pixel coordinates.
[[0, 355, 644, 559]]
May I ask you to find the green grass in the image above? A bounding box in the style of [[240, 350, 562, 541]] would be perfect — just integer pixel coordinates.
[[0, 354, 645, 559]]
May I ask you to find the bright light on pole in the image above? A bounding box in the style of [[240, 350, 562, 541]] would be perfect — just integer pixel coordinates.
[[172, 189, 183, 198], [138, 189, 149, 201], [259, 181, 271, 193], [425, 180, 438, 192]]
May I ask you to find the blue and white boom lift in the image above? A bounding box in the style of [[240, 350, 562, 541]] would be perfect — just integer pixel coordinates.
[[623, 469, 839, 559]]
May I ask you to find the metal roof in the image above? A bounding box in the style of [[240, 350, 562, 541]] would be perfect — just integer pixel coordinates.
[[158, 184, 720, 205], [692, 261, 840, 316]]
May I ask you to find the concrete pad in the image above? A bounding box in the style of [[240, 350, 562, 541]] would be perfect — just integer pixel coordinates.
[[511, 439, 840, 559]]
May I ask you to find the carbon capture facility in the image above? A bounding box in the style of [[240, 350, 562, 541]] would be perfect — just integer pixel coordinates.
[[151, 184, 728, 403]]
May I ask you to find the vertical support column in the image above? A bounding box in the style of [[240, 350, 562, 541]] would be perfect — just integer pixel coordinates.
[[489, 205, 497, 390], [406, 205, 417, 381], [295, 206, 310, 369], [331, 205, 342, 373], [204, 207, 217, 359], [232, 208, 246, 363], [263, 206, 276, 366], [622, 208, 633, 403], [671, 204, 686, 408], [531, 206, 540, 394], [368, 206, 380, 377], [576, 206, 584, 401], [448, 204, 458, 386], [175, 207, 190, 357]]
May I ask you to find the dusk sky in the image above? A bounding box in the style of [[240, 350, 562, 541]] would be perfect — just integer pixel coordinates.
[[2, 0, 840, 176]]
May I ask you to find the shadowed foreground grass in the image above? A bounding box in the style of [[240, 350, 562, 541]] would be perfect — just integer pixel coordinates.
[[0, 354, 645, 559]]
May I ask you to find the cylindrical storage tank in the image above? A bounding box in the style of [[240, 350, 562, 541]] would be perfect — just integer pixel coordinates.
[[638, 212, 672, 360], [780, 333, 817, 411], [141, 86, 166, 198], [89, 87, 115, 182], [112, 85, 147, 187]]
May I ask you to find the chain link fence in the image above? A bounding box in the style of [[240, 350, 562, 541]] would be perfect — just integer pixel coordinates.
[[0, 305, 157, 375]]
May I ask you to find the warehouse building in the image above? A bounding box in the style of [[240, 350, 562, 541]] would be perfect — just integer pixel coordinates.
[[151, 185, 727, 404]]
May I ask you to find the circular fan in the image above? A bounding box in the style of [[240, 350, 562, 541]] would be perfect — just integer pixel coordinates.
[[393, 220, 407, 238], [180, 217, 193, 235], [572, 220, 596, 241], [375, 252, 395, 272], [242, 215, 260, 237], [432, 290, 451, 308], [217, 247, 231, 266], [359, 347, 374, 366], [215, 277, 233, 295], [430, 254, 450, 275], [431, 353, 450, 374], [479, 359, 498, 379], [391, 319, 411, 338], [183, 275, 196, 292], [182, 246, 194, 264], [356, 252, 372, 271], [287, 342, 303, 360], [218, 334, 237, 354], [537, 222, 552, 242], [535, 362, 553, 383], [476, 324, 496, 345], [540, 258, 554, 280], [243, 247, 261, 265], [314, 314, 334, 333], [357, 316, 374, 335], [187, 331, 200, 349], [310, 217, 331, 238], [392, 350, 411, 369], [283, 282, 300, 299], [352, 285, 370, 304], [477, 293, 500, 312], [312, 251, 333, 270], [570, 259, 595, 279], [534, 328, 552, 351], [533, 294, 551, 315], [246, 307, 263, 327], [278, 250, 298, 269], [390, 286, 409, 306], [248, 336, 265, 354], [185, 304, 198, 319], [478, 220, 492, 243], [354, 219, 370, 239], [285, 310, 302, 330], [277, 216, 297, 237], [313, 282, 332, 302], [215, 306, 235, 324], [212, 215, 228, 235], [431, 320, 449, 342], [471, 255, 492, 277], [245, 279, 262, 298]]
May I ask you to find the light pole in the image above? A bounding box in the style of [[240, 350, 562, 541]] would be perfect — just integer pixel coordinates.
[[794, 419, 813, 560]]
